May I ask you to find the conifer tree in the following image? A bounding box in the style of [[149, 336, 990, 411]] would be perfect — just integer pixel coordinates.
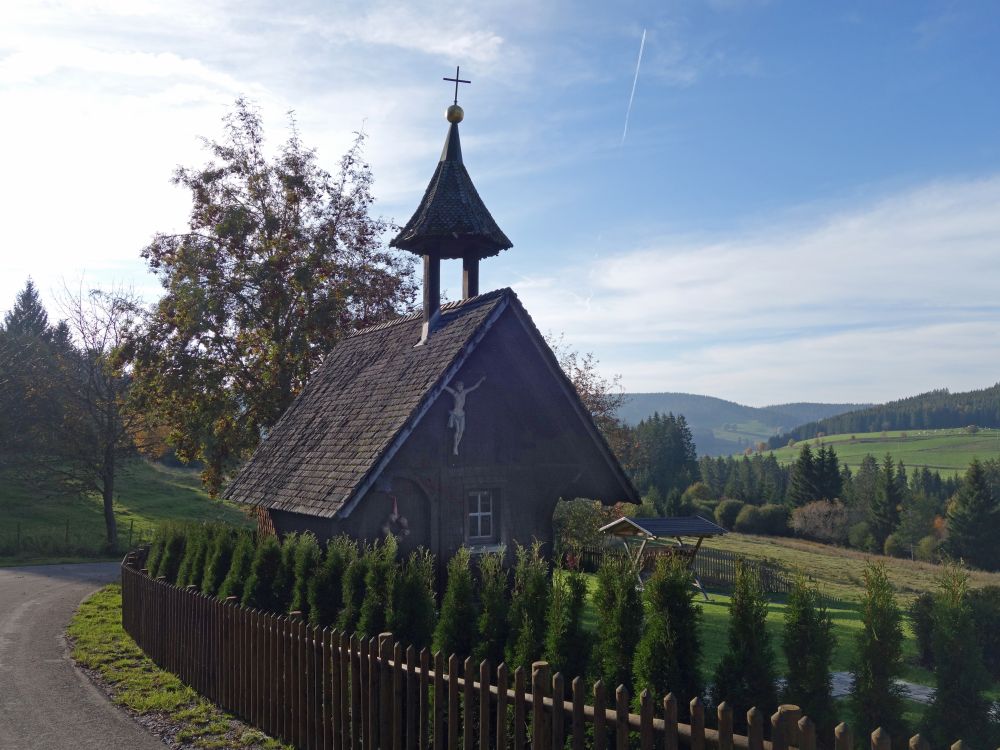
[[176, 525, 210, 588], [869, 454, 901, 549], [242, 535, 284, 611], [849, 561, 905, 744], [593, 553, 642, 691], [308, 536, 355, 627], [921, 564, 997, 748], [272, 533, 299, 612], [289, 532, 321, 618], [632, 556, 703, 713], [388, 549, 436, 650], [544, 566, 589, 682], [145, 524, 169, 577], [434, 547, 477, 658], [711, 560, 777, 726], [3, 279, 49, 337], [505, 542, 550, 671], [218, 531, 255, 601], [201, 526, 236, 596], [358, 535, 398, 637], [946, 459, 1000, 570], [782, 574, 836, 738], [337, 548, 370, 634], [787, 444, 817, 507], [156, 526, 188, 584], [474, 549, 509, 666]]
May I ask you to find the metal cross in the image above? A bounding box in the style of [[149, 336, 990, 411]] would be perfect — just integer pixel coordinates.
[[443, 66, 471, 105]]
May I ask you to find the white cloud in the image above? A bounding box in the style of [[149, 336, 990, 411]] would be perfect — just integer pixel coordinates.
[[517, 176, 1000, 403]]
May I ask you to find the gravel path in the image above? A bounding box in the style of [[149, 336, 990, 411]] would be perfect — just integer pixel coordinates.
[[0, 562, 165, 750]]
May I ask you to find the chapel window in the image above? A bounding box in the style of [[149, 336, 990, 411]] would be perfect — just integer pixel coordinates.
[[467, 489, 498, 543]]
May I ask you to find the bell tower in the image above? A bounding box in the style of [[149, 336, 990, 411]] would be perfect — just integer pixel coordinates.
[[390, 67, 512, 343]]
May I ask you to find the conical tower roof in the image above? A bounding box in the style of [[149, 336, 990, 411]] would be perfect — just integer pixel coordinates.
[[390, 116, 512, 259]]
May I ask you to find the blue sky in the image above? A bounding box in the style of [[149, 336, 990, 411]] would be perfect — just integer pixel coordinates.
[[2, 0, 999, 405]]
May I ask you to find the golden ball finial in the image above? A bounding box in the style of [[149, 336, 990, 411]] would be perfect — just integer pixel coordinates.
[[446, 104, 464, 123]]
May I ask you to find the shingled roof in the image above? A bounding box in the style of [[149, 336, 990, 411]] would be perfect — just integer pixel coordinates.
[[390, 121, 512, 259], [224, 287, 637, 518]]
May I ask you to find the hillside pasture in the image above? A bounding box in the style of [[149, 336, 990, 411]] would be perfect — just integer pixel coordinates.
[[0, 460, 249, 565], [767, 427, 1000, 476]]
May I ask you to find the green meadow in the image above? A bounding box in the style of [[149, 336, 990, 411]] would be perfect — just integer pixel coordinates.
[[766, 428, 1000, 477], [0, 460, 249, 565]]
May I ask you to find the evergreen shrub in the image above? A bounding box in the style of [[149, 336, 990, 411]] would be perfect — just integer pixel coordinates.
[[389, 548, 436, 650], [156, 525, 188, 584], [358, 535, 397, 637], [434, 546, 477, 658], [593, 552, 642, 691], [338, 548, 370, 633], [175, 525, 210, 589], [632, 556, 702, 713], [308, 536, 355, 627], [474, 549, 509, 666], [781, 574, 836, 738], [544, 567, 589, 682], [908, 592, 935, 668], [242, 535, 284, 611], [290, 532, 321, 618], [968, 585, 1000, 680], [272, 533, 298, 612], [506, 542, 550, 671], [218, 530, 255, 601], [201, 526, 237, 596]]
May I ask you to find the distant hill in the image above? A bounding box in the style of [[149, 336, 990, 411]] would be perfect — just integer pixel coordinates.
[[767, 382, 1000, 449], [618, 392, 866, 456]]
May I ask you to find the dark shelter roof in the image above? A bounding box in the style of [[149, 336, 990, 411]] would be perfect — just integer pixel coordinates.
[[390, 121, 512, 259], [224, 288, 636, 518], [600, 516, 726, 539]]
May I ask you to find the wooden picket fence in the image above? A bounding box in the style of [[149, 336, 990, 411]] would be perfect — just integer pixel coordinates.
[[120, 551, 956, 750]]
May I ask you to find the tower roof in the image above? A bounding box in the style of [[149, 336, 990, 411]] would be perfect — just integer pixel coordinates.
[[390, 119, 512, 259]]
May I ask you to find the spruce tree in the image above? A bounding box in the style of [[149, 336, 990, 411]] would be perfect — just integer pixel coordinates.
[[201, 526, 237, 596], [358, 535, 398, 637], [787, 444, 818, 507], [474, 549, 509, 666], [632, 556, 703, 713], [921, 564, 997, 748], [3, 279, 49, 337], [434, 547, 478, 658], [946, 459, 1000, 570], [308, 536, 355, 627], [711, 560, 777, 726], [242, 535, 284, 611], [869, 454, 901, 549], [782, 574, 836, 738], [289, 532, 321, 618], [849, 561, 905, 744], [388, 549, 437, 650], [505, 542, 550, 671], [338, 549, 370, 634], [217, 531, 255, 602], [593, 553, 642, 691]]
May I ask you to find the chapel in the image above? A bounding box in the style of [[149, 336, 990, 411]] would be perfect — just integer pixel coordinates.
[[223, 75, 638, 562]]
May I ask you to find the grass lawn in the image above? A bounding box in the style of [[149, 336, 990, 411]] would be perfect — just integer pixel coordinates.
[[0, 460, 250, 565], [69, 583, 285, 749], [766, 428, 1000, 477]]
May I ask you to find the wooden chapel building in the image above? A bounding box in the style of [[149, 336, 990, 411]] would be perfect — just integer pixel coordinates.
[[224, 86, 638, 562]]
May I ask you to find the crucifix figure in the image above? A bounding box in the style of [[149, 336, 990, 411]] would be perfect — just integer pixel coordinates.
[[444, 375, 486, 455], [443, 66, 471, 105]]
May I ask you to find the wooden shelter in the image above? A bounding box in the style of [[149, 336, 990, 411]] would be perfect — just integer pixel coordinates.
[[598, 515, 726, 599]]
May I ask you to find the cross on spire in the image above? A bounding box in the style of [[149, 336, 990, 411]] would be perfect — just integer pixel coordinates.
[[443, 66, 470, 105]]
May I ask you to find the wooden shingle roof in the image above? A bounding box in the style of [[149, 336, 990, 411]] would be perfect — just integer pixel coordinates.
[[223, 289, 509, 518], [390, 121, 512, 259]]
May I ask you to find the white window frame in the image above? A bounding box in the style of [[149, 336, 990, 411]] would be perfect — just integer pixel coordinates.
[[467, 489, 498, 543]]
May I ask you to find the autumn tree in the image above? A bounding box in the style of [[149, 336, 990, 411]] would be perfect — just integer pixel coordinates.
[[129, 99, 417, 494]]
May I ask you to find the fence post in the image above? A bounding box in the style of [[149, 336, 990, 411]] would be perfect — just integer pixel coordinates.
[[515, 667, 527, 750], [908, 734, 930, 750], [479, 660, 491, 750], [771, 711, 786, 750], [393, 641, 404, 750], [639, 689, 653, 750], [779, 704, 801, 748], [690, 698, 705, 750], [419, 648, 430, 750], [717, 702, 733, 750], [447, 654, 460, 750], [496, 663, 509, 750], [379, 633, 393, 750], [532, 661, 551, 750], [615, 686, 629, 750], [663, 693, 678, 750], [433, 652, 445, 750], [798, 716, 816, 750], [406, 646, 418, 750], [592, 681, 606, 750], [463, 657, 475, 750], [747, 708, 763, 750], [834, 722, 852, 750], [571, 676, 585, 750], [871, 728, 890, 750]]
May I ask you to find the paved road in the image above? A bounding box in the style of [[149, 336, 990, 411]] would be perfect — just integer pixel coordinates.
[[0, 562, 165, 749]]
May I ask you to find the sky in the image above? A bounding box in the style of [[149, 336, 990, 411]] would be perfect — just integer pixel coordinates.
[[1, 0, 999, 406]]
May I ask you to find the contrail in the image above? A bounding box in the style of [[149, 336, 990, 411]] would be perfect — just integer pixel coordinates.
[[621, 27, 646, 146]]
